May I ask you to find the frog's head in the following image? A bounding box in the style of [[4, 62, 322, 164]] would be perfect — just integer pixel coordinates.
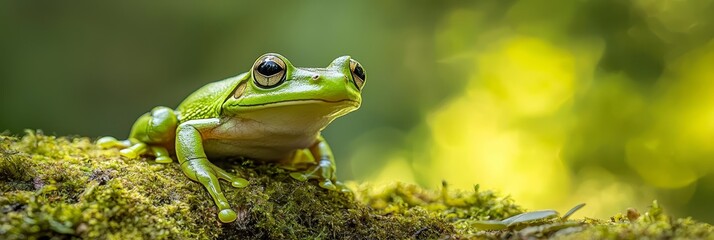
[[223, 53, 365, 126]]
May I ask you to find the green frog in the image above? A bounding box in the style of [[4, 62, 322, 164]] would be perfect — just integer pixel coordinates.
[[98, 53, 365, 223]]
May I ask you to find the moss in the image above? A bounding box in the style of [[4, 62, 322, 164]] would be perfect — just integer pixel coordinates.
[[0, 132, 454, 239], [562, 201, 714, 239], [1, 131, 218, 239], [351, 181, 524, 235], [1, 131, 712, 239], [216, 161, 454, 239]]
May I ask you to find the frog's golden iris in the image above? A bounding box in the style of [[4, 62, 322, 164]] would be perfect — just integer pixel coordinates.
[[253, 55, 286, 88], [349, 59, 366, 89]]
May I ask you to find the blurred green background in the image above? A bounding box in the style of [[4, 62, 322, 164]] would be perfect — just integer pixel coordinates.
[[2, 1, 713, 222]]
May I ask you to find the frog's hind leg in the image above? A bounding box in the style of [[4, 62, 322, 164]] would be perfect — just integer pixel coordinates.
[[98, 106, 178, 163]]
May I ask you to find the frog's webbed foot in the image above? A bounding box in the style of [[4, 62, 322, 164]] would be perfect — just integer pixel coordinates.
[[289, 159, 351, 193], [97, 136, 146, 158], [97, 136, 130, 148], [181, 157, 248, 223], [97, 137, 174, 163], [286, 138, 350, 193]]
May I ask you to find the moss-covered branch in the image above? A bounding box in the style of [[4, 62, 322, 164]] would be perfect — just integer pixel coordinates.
[[1, 132, 712, 239]]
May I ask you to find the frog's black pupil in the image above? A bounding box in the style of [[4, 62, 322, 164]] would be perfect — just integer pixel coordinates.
[[257, 61, 283, 76], [353, 64, 365, 80]]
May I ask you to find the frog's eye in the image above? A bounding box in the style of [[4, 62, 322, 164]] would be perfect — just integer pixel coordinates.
[[349, 59, 366, 90], [253, 55, 286, 88]]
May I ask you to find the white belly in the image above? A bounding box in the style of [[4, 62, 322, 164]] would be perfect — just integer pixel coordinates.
[[202, 116, 323, 161], [200, 100, 356, 161]]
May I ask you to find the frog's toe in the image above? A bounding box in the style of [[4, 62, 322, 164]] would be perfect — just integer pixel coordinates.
[[119, 142, 147, 159], [289, 172, 308, 181], [319, 179, 338, 191], [97, 136, 129, 148], [231, 178, 249, 188], [218, 209, 237, 223], [151, 147, 173, 164], [210, 165, 249, 188], [288, 166, 344, 191], [155, 156, 173, 164], [96, 136, 117, 148], [119, 148, 139, 159]]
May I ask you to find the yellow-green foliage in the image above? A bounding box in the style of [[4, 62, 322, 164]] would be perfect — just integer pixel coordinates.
[[1, 131, 712, 239], [564, 201, 714, 239]]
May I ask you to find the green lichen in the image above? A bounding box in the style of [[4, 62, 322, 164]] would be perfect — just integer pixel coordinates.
[[1, 131, 712, 239]]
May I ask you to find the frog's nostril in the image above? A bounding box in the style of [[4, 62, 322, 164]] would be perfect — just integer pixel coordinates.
[[311, 74, 320, 81]]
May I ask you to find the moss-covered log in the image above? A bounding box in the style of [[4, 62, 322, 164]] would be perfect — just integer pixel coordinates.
[[1, 131, 712, 239]]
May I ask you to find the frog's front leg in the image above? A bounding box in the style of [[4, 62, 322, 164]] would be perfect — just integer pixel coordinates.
[[289, 135, 350, 192], [176, 119, 249, 223]]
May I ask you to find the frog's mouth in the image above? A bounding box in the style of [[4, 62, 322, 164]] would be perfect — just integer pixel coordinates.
[[234, 99, 359, 108]]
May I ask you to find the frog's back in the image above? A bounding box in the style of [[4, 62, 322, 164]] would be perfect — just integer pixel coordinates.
[[176, 73, 248, 122]]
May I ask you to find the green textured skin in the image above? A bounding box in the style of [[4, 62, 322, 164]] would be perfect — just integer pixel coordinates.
[[97, 53, 365, 223]]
